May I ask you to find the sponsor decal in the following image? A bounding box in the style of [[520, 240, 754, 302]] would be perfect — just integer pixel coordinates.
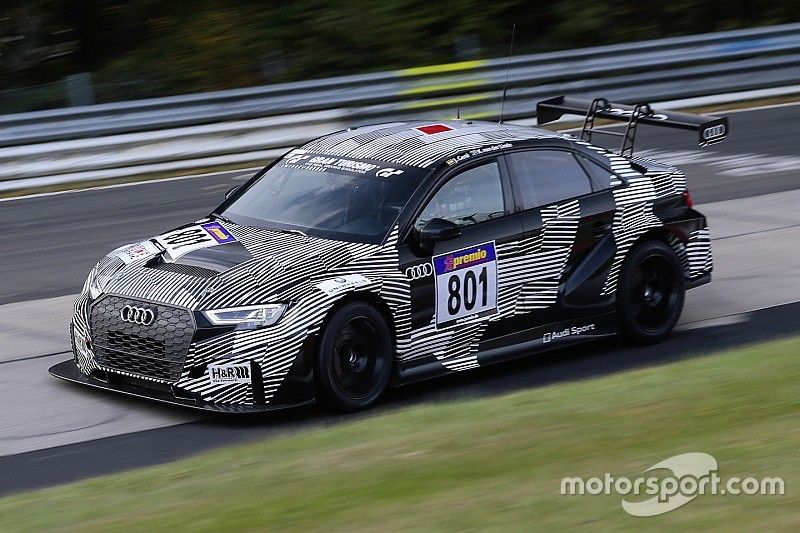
[[604, 107, 669, 121], [446, 143, 513, 166], [376, 167, 404, 178], [542, 323, 596, 344], [115, 240, 161, 264], [282, 151, 412, 177], [415, 124, 454, 135], [433, 242, 498, 328], [284, 148, 310, 165], [439, 246, 493, 273], [208, 363, 252, 384], [316, 274, 371, 296], [74, 332, 92, 358], [201, 221, 237, 244], [284, 152, 380, 175]]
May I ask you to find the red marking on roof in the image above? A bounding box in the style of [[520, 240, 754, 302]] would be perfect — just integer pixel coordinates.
[[415, 124, 454, 135]]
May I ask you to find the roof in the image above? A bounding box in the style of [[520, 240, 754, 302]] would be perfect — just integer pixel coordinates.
[[300, 120, 563, 169]]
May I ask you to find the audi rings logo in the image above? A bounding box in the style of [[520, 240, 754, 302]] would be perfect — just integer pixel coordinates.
[[405, 263, 433, 280], [120, 305, 157, 325], [702, 124, 726, 140]]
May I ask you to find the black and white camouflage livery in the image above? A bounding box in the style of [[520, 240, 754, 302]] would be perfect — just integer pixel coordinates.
[[52, 108, 717, 412]]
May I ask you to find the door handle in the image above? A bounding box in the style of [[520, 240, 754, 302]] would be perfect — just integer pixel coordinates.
[[591, 221, 612, 236]]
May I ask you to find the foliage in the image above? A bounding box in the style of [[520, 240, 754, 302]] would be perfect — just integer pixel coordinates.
[[2, 0, 800, 105]]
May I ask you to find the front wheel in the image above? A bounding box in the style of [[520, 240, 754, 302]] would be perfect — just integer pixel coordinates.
[[315, 302, 393, 412], [617, 241, 685, 344]]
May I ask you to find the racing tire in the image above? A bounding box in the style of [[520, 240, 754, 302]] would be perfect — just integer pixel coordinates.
[[315, 302, 393, 412], [617, 240, 685, 344]]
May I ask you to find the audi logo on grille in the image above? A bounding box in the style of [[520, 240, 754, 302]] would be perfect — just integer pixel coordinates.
[[702, 124, 726, 140], [405, 263, 433, 280], [120, 305, 157, 325]]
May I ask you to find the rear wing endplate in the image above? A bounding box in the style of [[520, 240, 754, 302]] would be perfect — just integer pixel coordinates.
[[536, 95, 728, 156]]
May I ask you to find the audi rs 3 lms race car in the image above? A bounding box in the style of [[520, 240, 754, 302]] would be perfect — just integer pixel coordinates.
[[50, 96, 727, 413]]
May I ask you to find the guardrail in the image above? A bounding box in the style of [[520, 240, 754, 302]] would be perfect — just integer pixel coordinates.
[[2, 23, 800, 191]]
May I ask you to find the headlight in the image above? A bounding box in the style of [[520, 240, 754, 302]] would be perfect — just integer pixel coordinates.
[[201, 304, 287, 329], [87, 265, 115, 300], [88, 275, 103, 300], [87, 266, 107, 300]]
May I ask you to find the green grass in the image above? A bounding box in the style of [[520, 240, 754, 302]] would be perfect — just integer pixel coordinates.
[[2, 338, 799, 531]]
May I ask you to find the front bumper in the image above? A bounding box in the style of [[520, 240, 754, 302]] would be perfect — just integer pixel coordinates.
[[49, 360, 313, 413], [686, 272, 711, 290], [67, 291, 317, 411]]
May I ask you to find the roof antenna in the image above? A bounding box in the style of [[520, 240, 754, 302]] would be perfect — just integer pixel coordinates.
[[457, 106, 461, 120], [498, 24, 516, 124]]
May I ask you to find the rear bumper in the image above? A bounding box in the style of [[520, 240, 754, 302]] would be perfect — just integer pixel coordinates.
[[49, 360, 313, 414]]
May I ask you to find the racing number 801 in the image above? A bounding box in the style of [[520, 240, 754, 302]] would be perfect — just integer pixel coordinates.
[[447, 267, 488, 315], [433, 241, 498, 328]]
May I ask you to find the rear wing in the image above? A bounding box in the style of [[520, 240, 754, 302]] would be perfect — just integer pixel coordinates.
[[536, 95, 728, 156]]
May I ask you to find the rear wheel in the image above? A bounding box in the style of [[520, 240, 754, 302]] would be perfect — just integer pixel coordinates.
[[618, 241, 685, 344], [315, 302, 393, 412]]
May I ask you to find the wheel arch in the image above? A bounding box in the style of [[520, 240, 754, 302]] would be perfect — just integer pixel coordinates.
[[321, 291, 397, 346], [271, 290, 397, 407], [625, 227, 691, 279]]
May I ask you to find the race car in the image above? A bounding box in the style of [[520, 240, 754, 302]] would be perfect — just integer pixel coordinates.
[[50, 96, 726, 413]]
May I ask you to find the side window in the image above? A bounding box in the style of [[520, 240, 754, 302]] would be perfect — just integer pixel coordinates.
[[415, 160, 505, 229], [506, 150, 592, 209], [577, 154, 616, 190]]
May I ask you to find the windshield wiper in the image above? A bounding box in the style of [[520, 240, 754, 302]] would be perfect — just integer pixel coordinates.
[[277, 228, 309, 238], [211, 212, 235, 224], [211, 213, 308, 237]]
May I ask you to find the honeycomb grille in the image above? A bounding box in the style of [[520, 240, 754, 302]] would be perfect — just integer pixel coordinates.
[[89, 296, 194, 381]]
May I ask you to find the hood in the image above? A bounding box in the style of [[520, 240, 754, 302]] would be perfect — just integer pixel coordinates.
[[153, 241, 253, 274], [96, 219, 383, 309]]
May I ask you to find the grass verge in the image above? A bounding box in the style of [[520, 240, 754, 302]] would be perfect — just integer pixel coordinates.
[[1, 337, 798, 531]]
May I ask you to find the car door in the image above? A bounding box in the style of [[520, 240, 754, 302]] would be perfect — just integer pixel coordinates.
[[502, 148, 617, 320], [397, 158, 526, 367]]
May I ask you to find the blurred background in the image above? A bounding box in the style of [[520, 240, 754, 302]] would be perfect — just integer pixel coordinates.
[[3, 0, 800, 112], [2, 0, 799, 193]]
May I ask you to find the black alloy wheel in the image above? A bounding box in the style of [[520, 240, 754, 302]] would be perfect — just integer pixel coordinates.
[[316, 302, 393, 411], [618, 241, 685, 344]]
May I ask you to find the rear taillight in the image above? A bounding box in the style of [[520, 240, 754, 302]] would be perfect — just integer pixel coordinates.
[[682, 190, 694, 208]]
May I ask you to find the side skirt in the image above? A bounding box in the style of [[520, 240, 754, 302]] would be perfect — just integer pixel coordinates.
[[397, 312, 619, 385]]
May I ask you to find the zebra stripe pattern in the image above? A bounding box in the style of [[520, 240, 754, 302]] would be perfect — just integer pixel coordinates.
[[68, 121, 713, 407], [302, 121, 560, 168]]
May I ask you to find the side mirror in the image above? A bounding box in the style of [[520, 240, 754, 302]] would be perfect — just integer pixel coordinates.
[[418, 218, 461, 243], [225, 185, 240, 199]]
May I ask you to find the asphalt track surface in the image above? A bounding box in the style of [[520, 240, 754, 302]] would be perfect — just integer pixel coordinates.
[[1, 103, 799, 496]]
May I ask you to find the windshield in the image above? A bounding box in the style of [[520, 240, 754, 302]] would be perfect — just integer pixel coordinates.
[[219, 150, 424, 244]]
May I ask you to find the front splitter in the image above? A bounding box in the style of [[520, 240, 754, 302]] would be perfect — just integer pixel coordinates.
[[48, 360, 312, 414]]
